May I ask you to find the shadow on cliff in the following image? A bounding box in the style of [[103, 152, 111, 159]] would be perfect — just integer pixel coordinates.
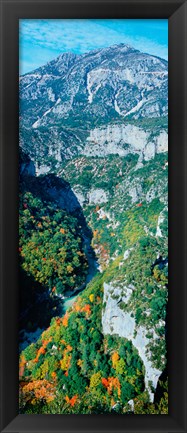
[[21, 172, 94, 239], [19, 171, 98, 348], [19, 266, 63, 350]]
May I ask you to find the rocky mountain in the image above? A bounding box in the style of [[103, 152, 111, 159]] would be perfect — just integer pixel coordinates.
[[20, 44, 167, 172], [19, 44, 168, 414]]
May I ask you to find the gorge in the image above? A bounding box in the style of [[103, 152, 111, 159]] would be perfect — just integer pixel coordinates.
[[19, 43, 168, 414]]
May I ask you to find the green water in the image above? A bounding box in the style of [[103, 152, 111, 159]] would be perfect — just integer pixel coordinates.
[[63, 293, 79, 312]]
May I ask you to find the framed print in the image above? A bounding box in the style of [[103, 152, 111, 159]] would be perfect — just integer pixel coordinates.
[[0, 0, 186, 432]]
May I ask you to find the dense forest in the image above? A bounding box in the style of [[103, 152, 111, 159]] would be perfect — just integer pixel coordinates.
[[19, 146, 168, 413], [19, 267, 167, 414]]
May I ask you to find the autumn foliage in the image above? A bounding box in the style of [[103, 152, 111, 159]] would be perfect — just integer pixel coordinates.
[[19, 272, 146, 414], [19, 355, 26, 378], [111, 351, 119, 369], [81, 304, 91, 317], [65, 395, 78, 407], [20, 379, 56, 405], [62, 312, 69, 327], [101, 376, 121, 398], [34, 338, 52, 363]]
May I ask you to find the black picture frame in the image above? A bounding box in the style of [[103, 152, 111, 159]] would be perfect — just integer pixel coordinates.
[[0, 0, 186, 432]]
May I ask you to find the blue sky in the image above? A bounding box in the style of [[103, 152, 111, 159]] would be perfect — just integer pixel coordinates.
[[19, 19, 168, 75]]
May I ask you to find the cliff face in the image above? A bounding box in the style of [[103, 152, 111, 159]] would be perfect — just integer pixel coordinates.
[[102, 281, 162, 402], [83, 124, 167, 160]]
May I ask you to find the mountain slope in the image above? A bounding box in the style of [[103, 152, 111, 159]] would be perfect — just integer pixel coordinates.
[[20, 44, 168, 172], [19, 44, 168, 414]]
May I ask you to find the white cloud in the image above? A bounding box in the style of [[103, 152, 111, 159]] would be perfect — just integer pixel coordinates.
[[19, 19, 168, 74]]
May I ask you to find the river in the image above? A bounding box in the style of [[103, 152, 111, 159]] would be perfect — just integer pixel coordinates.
[[62, 234, 99, 312], [20, 234, 98, 350]]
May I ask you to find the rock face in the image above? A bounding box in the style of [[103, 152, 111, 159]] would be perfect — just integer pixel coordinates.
[[88, 188, 108, 204], [46, 181, 81, 213], [20, 151, 82, 214], [156, 208, 167, 238], [102, 282, 162, 402], [83, 124, 167, 160], [42, 175, 86, 213]]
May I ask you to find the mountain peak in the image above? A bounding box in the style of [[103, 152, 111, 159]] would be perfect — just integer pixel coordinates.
[[110, 42, 135, 50], [56, 51, 78, 62], [20, 42, 168, 136]]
